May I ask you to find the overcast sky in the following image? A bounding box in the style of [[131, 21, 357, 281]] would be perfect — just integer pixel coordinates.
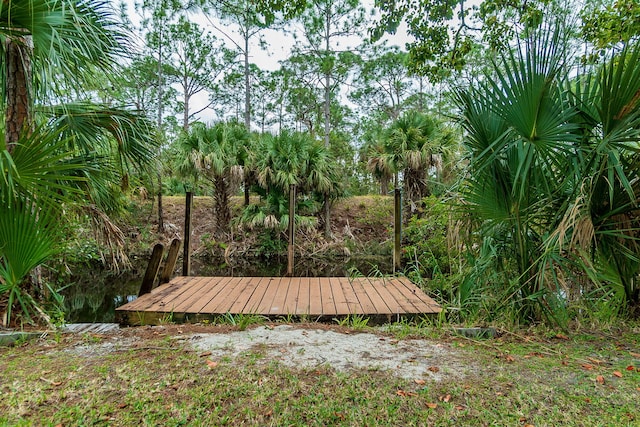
[[115, 0, 412, 125]]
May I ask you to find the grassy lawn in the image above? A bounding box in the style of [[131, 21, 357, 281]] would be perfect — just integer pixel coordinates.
[[1, 324, 638, 426]]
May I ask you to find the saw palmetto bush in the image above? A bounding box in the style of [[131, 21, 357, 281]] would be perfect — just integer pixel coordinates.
[[0, 1, 155, 325], [456, 23, 640, 324]]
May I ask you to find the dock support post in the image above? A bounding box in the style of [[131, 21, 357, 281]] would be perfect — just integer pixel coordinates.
[[287, 184, 296, 276], [393, 188, 402, 272], [183, 191, 192, 276], [160, 239, 181, 284], [139, 243, 164, 296]]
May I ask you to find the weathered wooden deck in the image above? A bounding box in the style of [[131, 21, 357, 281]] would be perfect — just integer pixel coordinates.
[[115, 276, 441, 325]]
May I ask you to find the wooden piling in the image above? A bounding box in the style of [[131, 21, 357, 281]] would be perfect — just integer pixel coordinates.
[[287, 184, 296, 276], [183, 191, 192, 276], [139, 243, 164, 297], [393, 188, 402, 272], [160, 238, 181, 284]]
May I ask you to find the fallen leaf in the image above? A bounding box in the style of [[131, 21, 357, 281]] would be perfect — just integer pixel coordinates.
[[626, 365, 635, 371], [455, 405, 465, 411], [198, 351, 212, 358], [584, 398, 591, 403], [117, 403, 128, 409], [264, 410, 273, 417], [519, 417, 527, 423], [39, 377, 62, 387], [555, 333, 569, 340], [334, 412, 346, 420], [439, 394, 451, 402], [206, 359, 218, 369], [613, 371, 623, 378], [426, 403, 438, 409], [505, 355, 515, 363], [561, 360, 568, 366], [414, 379, 426, 385], [428, 366, 440, 373], [630, 352, 640, 358], [581, 364, 594, 371], [524, 424, 535, 427], [55, 424, 63, 427], [587, 357, 604, 365], [395, 389, 417, 397], [596, 375, 605, 385]]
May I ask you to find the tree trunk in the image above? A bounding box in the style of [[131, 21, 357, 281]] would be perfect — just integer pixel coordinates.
[[214, 175, 230, 237], [183, 81, 190, 132], [156, 26, 165, 233], [322, 9, 332, 238], [244, 32, 250, 130], [380, 179, 389, 196], [244, 183, 250, 206], [5, 38, 32, 152]]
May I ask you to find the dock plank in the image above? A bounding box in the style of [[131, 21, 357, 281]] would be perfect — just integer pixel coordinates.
[[336, 277, 363, 314], [296, 277, 311, 314], [254, 277, 284, 314], [308, 277, 323, 315], [393, 277, 442, 313], [191, 276, 234, 313], [282, 277, 300, 313], [349, 277, 379, 314], [116, 276, 441, 325], [319, 277, 336, 315], [162, 276, 219, 313], [200, 277, 246, 313], [118, 276, 189, 311], [269, 277, 293, 316], [329, 277, 349, 314]]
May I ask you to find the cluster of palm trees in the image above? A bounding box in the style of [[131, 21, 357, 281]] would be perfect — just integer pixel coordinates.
[[178, 123, 341, 239], [360, 111, 457, 219]]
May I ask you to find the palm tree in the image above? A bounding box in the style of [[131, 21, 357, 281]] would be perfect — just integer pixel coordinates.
[[178, 121, 250, 236], [359, 123, 393, 195], [383, 111, 455, 219], [456, 23, 640, 321], [240, 130, 339, 235], [0, 1, 156, 325]]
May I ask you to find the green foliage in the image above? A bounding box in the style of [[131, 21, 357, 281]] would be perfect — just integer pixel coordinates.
[[254, 230, 287, 258], [0, 200, 58, 323], [455, 21, 640, 323], [582, 0, 640, 51], [403, 196, 453, 278], [217, 312, 267, 330], [333, 314, 369, 329], [0, 0, 156, 325], [372, 0, 566, 81]]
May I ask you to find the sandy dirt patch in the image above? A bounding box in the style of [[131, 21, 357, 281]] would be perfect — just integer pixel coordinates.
[[186, 325, 473, 380]]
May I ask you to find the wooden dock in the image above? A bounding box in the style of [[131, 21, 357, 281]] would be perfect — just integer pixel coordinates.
[[115, 276, 441, 325]]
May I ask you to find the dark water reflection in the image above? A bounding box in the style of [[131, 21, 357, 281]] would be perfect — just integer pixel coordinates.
[[60, 256, 393, 323]]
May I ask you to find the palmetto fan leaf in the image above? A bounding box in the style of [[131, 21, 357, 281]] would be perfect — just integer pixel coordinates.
[[1, 127, 90, 207], [0, 0, 128, 102], [0, 199, 58, 323], [44, 102, 156, 172]]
